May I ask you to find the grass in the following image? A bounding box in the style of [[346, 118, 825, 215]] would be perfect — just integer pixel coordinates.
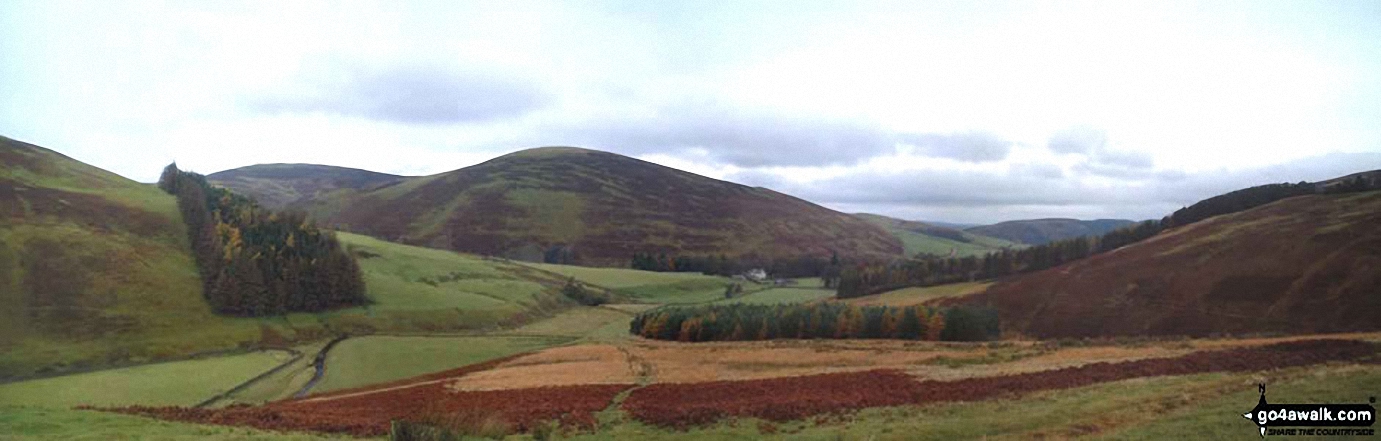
[[855, 213, 1020, 258], [844, 281, 993, 306], [0, 406, 352, 441], [217, 341, 331, 406], [311, 335, 571, 394], [0, 140, 271, 379], [524, 263, 726, 290], [0, 351, 289, 408], [716, 287, 835, 305], [511, 307, 634, 337]]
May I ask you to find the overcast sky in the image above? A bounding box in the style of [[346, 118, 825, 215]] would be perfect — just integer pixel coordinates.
[[3, 0, 1379, 224]]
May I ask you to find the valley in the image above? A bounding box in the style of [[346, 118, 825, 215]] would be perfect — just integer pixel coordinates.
[[2, 137, 1379, 440]]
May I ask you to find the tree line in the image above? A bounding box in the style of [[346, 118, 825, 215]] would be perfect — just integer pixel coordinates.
[[158, 164, 369, 316], [629, 302, 999, 342]]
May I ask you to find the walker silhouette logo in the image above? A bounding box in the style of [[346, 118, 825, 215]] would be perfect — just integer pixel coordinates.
[[1242, 383, 1375, 437]]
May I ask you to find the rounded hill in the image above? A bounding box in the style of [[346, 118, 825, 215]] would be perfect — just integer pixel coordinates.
[[242, 147, 903, 265]]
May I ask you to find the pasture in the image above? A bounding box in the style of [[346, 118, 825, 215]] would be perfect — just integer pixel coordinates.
[[0, 350, 289, 408], [717, 286, 835, 305], [311, 335, 570, 394], [844, 281, 992, 306], [524, 262, 726, 289]]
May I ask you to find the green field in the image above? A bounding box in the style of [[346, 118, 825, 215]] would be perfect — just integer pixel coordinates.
[[216, 341, 330, 406], [716, 287, 835, 305], [0, 406, 350, 441], [844, 282, 992, 306], [855, 213, 1021, 258], [311, 335, 571, 394], [511, 307, 634, 338], [524, 262, 728, 289], [0, 351, 289, 408]]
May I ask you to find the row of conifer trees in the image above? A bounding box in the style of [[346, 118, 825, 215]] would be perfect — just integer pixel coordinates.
[[629, 302, 999, 342], [158, 164, 369, 316]]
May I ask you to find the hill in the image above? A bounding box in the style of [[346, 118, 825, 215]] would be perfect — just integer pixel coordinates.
[[852, 213, 1020, 257], [217, 147, 902, 265], [0, 136, 266, 378], [207, 164, 402, 209], [965, 218, 1135, 245], [959, 189, 1381, 338]]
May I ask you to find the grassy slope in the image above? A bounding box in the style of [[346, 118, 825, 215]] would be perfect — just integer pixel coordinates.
[[844, 282, 993, 307], [855, 213, 1020, 257], [965, 218, 1134, 245], [525, 262, 742, 304], [262, 147, 902, 264], [0, 137, 265, 379], [716, 287, 836, 305], [0, 351, 288, 408]]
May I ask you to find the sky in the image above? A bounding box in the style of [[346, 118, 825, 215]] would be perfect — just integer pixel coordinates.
[[2, 0, 1379, 224]]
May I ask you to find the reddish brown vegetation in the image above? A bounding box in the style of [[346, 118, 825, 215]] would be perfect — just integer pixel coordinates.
[[93, 340, 1377, 435], [622, 339, 1379, 428], [95, 382, 629, 437], [962, 191, 1381, 338]]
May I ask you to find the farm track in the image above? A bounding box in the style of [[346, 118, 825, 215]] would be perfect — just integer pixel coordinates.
[[94, 338, 1380, 435], [194, 348, 304, 408]]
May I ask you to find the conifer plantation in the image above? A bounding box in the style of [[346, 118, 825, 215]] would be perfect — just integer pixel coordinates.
[[629, 303, 999, 342], [157, 163, 369, 316]]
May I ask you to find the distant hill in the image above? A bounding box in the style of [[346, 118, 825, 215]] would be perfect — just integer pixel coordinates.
[[965, 218, 1135, 245], [919, 220, 980, 230], [852, 213, 1021, 257], [207, 163, 402, 209], [959, 188, 1381, 338], [215, 147, 903, 265]]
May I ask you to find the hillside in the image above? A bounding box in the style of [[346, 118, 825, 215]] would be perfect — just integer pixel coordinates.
[[2, 138, 717, 379], [221, 147, 902, 265], [959, 190, 1381, 338], [965, 218, 1134, 245], [0, 136, 263, 378], [853, 213, 1020, 257], [207, 164, 402, 209]]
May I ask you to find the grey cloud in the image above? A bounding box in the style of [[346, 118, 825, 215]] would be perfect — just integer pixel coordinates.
[[554, 103, 897, 167], [1093, 149, 1154, 169], [1149, 151, 1381, 207], [254, 65, 549, 124], [1009, 162, 1065, 179], [1047, 126, 1107, 154], [763, 168, 1123, 208], [898, 132, 1011, 163]]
